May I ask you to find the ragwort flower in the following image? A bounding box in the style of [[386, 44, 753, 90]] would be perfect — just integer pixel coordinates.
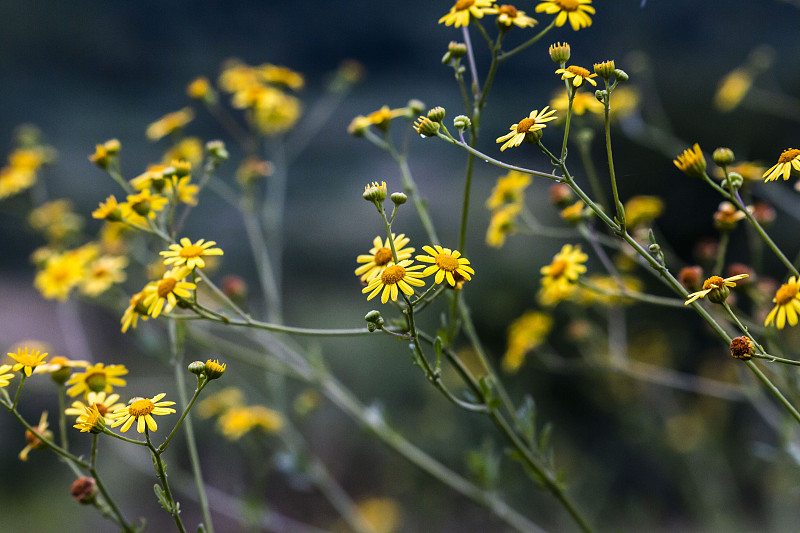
[[216, 405, 284, 440], [0, 364, 15, 388], [121, 291, 150, 333], [362, 260, 426, 303], [66, 391, 126, 426], [762, 148, 800, 182], [8, 347, 47, 377], [146, 108, 195, 141], [142, 267, 196, 318], [19, 412, 51, 461], [487, 5, 538, 28], [502, 311, 553, 373], [355, 234, 415, 283], [556, 65, 598, 88], [765, 276, 800, 329], [496, 107, 557, 151], [486, 203, 521, 248], [73, 404, 106, 434], [160, 238, 224, 270], [416, 245, 475, 287], [535, 0, 594, 31], [538, 244, 588, 305], [684, 274, 748, 305], [438, 0, 496, 28], [486, 170, 531, 210], [110, 393, 176, 433], [674, 143, 707, 178], [66, 363, 128, 398]]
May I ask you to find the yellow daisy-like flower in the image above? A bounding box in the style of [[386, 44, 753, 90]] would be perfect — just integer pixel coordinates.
[[713, 68, 752, 112], [496, 107, 558, 151], [216, 405, 284, 440], [348, 106, 408, 135], [160, 238, 224, 270], [486, 170, 531, 210], [0, 364, 15, 387], [80, 255, 128, 297], [502, 311, 553, 373], [684, 274, 749, 305], [765, 276, 800, 329], [73, 404, 106, 434], [355, 234, 415, 283], [197, 387, 245, 418], [124, 188, 169, 220], [555, 65, 598, 88], [66, 363, 128, 398], [163, 137, 204, 167], [110, 393, 176, 433], [624, 195, 664, 228], [416, 245, 475, 287], [486, 203, 522, 248], [121, 291, 150, 333], [438, 0, 496, 28], [92, 195, 123, 222], [535, 0, 594, 31], [673, 143, 707, 178], [34, 355, 90, 384], [763, 148, 800, 182], [259, 63, 305, 91], [362, 260, 427, 304], [8, 347, 48, 377], [187, 77, 213, 100], [538, 244, 588, 305], [65, 391, 126, 425], [146, 107, 195, 141], [550, 91, 603, 117], [487, 4, 538, 28], [142, 267, 196, 318]]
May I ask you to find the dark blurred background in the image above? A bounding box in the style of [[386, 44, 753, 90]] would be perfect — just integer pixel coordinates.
[[2, 1, 800, 532]]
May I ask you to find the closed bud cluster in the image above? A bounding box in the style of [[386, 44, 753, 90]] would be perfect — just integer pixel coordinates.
[[549, 42, 570, 64], [449, 41, 467, 58], [206, 140, 229, 161], [363, 181, 388, 203], [613, 69, 629, 82], [721, 172, 743, 192], [453, 115, 471, 131], [365, 310, 385, 332], [188, 361, 206, 375], [427, 106, 446, 123]]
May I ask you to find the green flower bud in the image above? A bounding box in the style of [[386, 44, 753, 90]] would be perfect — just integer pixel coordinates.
[[613, 69, 629, 82], [427, 106, 446, 123], [413, 116, 440, 137], [391, 192, 407, 205], [548, 42, 570, 64], [721, 172, 743, 191], [712, 147, 736, 167], [448, 41, 467, 59], [188, 361, 205, 375], [407, 99, 426, 116], [453, 115, 471, 131]]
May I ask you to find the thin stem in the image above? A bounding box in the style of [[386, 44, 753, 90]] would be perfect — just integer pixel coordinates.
[[58, 384, 69, 451], [603, 79, 625, 229], [90, 434, 136, 533], [713, 231, 730, 274], [497, 18, 557, 62], [147, 429, 187, 533]]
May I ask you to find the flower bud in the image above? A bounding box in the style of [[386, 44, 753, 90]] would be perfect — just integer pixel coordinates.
[[407, 99, 426, 116], [365, 310, 382, 323], [613, 69, 629, 82], [549, 183, 573, 208], [595, 90, 607, 103], [363, 181, 387, 203], [413, 116, 440, 137], [678, 265, 703, 291], [729, 336, 753, 360], [71, 477, 98, 505], [593, 60, 616, 79], [204, 359, 226, 380], [453, 115, 471, 131], [188, 361, 205, 375], [205, 140, 229, 161], [391, 192, 407, 205], [721, 172, 743, 191], [427, 106, 446, 123], [448, 41, 467, 59], [712, 147, 735, 167], [548, 42, 570, 64]]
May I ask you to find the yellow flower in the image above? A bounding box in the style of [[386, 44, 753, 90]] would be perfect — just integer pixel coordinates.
[[65, 391, 126, 425], [19, 412, 51, 461], [110, 393, 176, 433], [216, 405, 284, 440], [80, 255, 128, 297], [92, 195, 123, 222], [73, 405, 107, 434], [258, 63, 305, 90], [0, 365, 14, 387], [608, 86, 640, 120], [355, 234, 415, 283], [252, 88, 303, 135], [88, 139, 120, 168], [555, 65, 598, 88], [714, 161, 765, 182], [502, 312, 553, 373], [121, 291, 150, 333], [538, 244, 588, 305], [197, 387, 245, 418], [28, 199, 84, 243], [162, 137, 204, 167], [160, 238, 224, 270], [765, 276, 800, 329], [8, 347, 48, 377], [684, 274, 748, 305], [146, 107, 195, 141], [354, 498, 404, 533], [624, 195, 664, 228], [173, 176, 199, 206], [575, 274, 643, 306], [713, 68, 752, 112], [34, 355, 90, 384], [486, 170, 531, 210], [416, 245, 475, 287], [236, 157, 273, 186], [496, 107, 557, 151], [204, 359, 226, 380], [186, 77, 213, 100], [348, 106, 407, 135], [549, 91, 603, 118], [124, 188, 169, 219], [34, 246, 97, 301], [130, 165, 168, 192], [142, 267, 196, 318], [362, 260, 426, 303], [535, 0, 594, 31], [66, 363, 128, 398], [0, 164, 36, 200], [487, 4, 538, 27], [486, 203, 521, 248], [763, 148, 800, 182], [438, 0, 496, 28], [673, 143, 707, 178]]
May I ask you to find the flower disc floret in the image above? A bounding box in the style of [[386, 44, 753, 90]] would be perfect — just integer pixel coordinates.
[[362, 259, 426, 303], [416, 245, 475, 287], [765, 276, 800, 329], [110, 393, 176, 433]]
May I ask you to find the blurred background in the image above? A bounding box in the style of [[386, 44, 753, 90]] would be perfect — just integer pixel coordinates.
[[2, 1, 800, 532]]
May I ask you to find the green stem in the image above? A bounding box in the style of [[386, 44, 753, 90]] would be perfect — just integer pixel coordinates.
[[90, 434, 136, 533], [603, 80, 625, 229], [58, 384, 69, 451], [147, 429, 187, 533], [497, 18, 557, 62], [713, 231, 730, 274]]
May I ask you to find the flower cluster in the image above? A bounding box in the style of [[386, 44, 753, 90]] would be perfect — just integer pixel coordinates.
[[438, 0, 593, 31]]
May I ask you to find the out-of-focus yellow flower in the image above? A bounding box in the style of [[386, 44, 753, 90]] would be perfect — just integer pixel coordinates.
[[0, 364, 14, 388], [34, 245, 99, 301], [236, 156, 273, 186], [258, 63, 304, 90], [486, 4, 538, 28], [486, 170, 531, 210], [575, 274, 643, 306], [609, 86, 640, 120], [146, 108, 195, 141], [624, 195, 664, 228], [186, 77, 213, 100], [80, 255, 128, 297], [163, 137, 204, 167], [438, 0, 496, 28], [197, 387, 245, 418], [19, 412, 51, 461], [550, 91, 603, 118], [713, 68, 752, 112], [28, 200, 84, 243], [216, 405, 284, 440], [538, 244, 588, 306], [355, 497, 403, 533], [348, 106, 407, 135], [120, 291, 150, 333], [486, 203, 521, 248], [502, 311, 552, 373], [535, 0, 594, 31], [124, 188, 169, 219], [713, 161, 765, 182], [66, 363, 128, 398]]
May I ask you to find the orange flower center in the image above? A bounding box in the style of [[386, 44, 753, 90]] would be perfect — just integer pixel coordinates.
[[499, 5, 518, 17], [702, 276, 724, 291], [85, 372, 108, 393], [157, 277, 178, 298], [179, 244, 204, 258], [381, 264, 406, 285], [778, 148, 800, 163], [775, 282, 799, 305], [566, 65, 591, 77], [555, 0, 580, 10], [435, 254, 460, 272], [454, 0, 475, 10], [516, 117, 537, 133], [93, 402, 109, 417], [549, 258, 568, 278], [374, 247, 393, 266], [129, 398, 156, 417]]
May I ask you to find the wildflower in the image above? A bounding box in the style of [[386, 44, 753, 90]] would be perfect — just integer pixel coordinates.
[[713, 69, 752, 112], [362, 181, 388, 203], [438, 0, 496, 28], [548, 42, 571, 64], [252, 88, 303, 135], [593, 60, 616, 79], [163, 137, 204, 167], [65, 391, 126, 425], [487, 4, 538, 28], [413, 116, 440, 137], [502, 311, 553, 373], [496, 107, 557, 151], [713, 201, 747, 231], [73, 404, 106, 434], [550, 91, 603, 117], [0, 364, 15, 387], [678, 266, 704, 291], [204, 359, 226, 380], [19, 412, 51, 461], [763, 149, 800, 182], [560, 200, 586, 224], [124, 188, 168, 219], [0, 163, 36, 200], [355, 234, 415, 283], [8, 347, 47, 377], [624, 195, 664, 228], [729, 336, 753, 360], [197, 387, 245, 418], [258, 63, 304, 90], [88, 139, 120, 169], [538, 244, 588, 305], [486, 170, 531, 210], [34, 248, 94, 301], [535, 0, 595, 31], [348, 106, 407, 135], [142, 267, 197, 318], [71, 477, 98, 504], [34, 355, 90, 385], [110, 393, 176, 433], [715, 161, 765, 182], [684, 274, 749, 305], [673, 143, 707, 178], [186, 77, 213, 100], [362, 260, 427, 303], [80, 255, 128, 297], [608, 86, 640, 120], [216, 405, 284, 440], [236, 157, 273, 186], [355, 498, 404, 533], [555, 65, 598, 88], [146, 107, 195, 141], [416, 245, 475, 287], [92, 195, 123, 222], [486, 203, 521, 248], [576, 274, 643, 306], [66, 363, 128, 398], [28, 199, 84, 243], [765, 276, 800, 329], [121, 291, 150, 333], [160, 238, 224, 270]]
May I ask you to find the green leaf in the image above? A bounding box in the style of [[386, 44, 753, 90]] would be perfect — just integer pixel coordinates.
[[153, 484, 173, 512]]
